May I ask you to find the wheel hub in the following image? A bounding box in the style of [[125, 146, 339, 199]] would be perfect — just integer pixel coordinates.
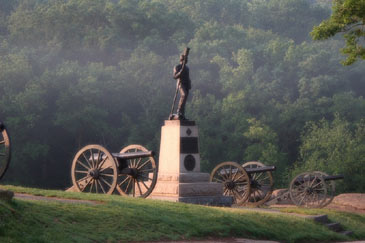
[[130, 168, 138, 178], [89, 169, 100, 179], [251, 180, 260, 189], [306, 187, 314, 194], [225, 181, 236, 190]]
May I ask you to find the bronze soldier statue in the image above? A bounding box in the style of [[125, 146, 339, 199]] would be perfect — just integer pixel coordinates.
[[170, 48, 191, 120]]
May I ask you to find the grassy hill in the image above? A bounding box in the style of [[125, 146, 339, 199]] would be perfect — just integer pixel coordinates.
[[0, 185, 364, 242]]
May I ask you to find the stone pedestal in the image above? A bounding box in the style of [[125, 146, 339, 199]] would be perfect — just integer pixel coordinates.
[[150, 120, 232, 206]]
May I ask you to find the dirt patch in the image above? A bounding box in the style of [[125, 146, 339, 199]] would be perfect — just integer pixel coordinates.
[[14, 193, 103, 205]]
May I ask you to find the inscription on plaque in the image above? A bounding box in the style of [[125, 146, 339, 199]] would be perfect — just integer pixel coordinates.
[[180, 137, 199, 154]]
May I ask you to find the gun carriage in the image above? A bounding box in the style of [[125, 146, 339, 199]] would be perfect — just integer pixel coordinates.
[[281, 171, 344, 208], [71, 144, 157, 198], [210, 161, 344, 208], [210, 161, 276, 207], [0, 122, 11, 180]]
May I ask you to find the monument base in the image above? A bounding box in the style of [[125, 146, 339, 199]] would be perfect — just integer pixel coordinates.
[[149, 120, 232, 206], [149, 172, 232, 207]]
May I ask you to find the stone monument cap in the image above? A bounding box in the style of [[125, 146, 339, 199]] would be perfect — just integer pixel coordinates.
[[164, 120, 195, 126]]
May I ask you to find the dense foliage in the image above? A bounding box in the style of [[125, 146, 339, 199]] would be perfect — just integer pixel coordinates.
[[0, 0, 364, 191]]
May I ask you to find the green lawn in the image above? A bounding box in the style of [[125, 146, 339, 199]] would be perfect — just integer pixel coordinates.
[[0, 185, 363, 243]]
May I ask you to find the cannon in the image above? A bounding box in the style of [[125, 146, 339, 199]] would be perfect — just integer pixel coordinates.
[[210, 161, 276, 207], [71, 144, 157, 198], [0, 121, 11, 180], [287, 171, 344, 208], [265, 171, 344, 208], [210, 160, 344, 208]]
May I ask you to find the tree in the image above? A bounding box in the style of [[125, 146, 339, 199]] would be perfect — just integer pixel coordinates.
[[293, 115, 365, 192], [311, 0, 365, 65]]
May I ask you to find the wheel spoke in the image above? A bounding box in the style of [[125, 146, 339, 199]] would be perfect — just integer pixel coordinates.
[[232, 188, 243, 200], [259, 175, 270, 181], [75, 170, 89, 174], [231, 169, 239, 181], [223, 188, 229, 195], [235, 181, 248, 186], [140, 180, 149, 190], [235, 173, 248, 181], [312, 181, 324, 189], [135, 158, 142, 168], [97, 179, 106, 193], [97, 157, 108, 170], [217, 171, 227, 181], [254, 172, 264, 181], [221, 167, 230, 180], [100, 177, 112, 188], [100, 172, 114, 177], [119, 176, 130, 186], [125, 177, 132, 193], [76, 175, 91, 183], [132, 179, 135, 197], [298, 193, 307, 206], [100, 166, 112, 172], [82, 153, 93, 169], [90, 149, 96, 169], [136, 181, 143, 196], [137, 159, 151, 170], [309, 175, 318, 187], [93, 151, 101, 168], [89, 179, 94, 193]]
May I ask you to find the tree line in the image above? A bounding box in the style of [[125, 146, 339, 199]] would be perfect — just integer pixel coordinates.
[[0, 0, 364, 192]]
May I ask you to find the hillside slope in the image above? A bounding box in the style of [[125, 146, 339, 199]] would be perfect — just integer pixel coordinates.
[[1, 185, 364, 242]]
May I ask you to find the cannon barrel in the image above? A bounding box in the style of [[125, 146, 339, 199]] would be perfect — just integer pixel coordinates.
[[112, 150, 155, 160], [294, 174, 344, 184], [323, 175, 344, 181], [245, 165, 276, 174], [91, 151, 155, 162]]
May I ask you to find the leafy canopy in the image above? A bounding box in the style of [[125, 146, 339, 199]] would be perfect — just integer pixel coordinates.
[[311, 0, 365, 65]]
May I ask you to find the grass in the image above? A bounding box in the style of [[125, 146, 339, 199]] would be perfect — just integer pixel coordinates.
[[278, 207, 365, 239], [0, 185, 363, 242]]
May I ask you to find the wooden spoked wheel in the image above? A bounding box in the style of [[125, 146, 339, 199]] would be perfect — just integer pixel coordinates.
[[71, 145, 118, 194], [289, 172, 327, 208], [210, 161, 251, 205], [313, 171, 336, 208], [0, 122, 11, 180], [115, 144, 157, 198], [242, 161, 274, 207]]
